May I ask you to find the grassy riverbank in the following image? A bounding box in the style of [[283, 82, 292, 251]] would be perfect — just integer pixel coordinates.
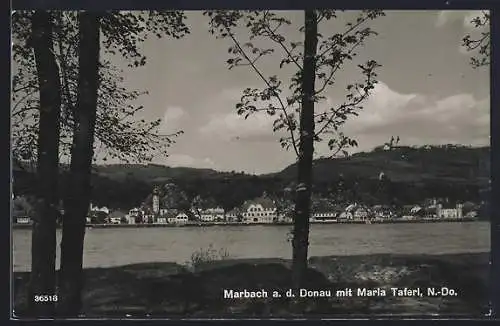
[[13, 252, 490, 318]]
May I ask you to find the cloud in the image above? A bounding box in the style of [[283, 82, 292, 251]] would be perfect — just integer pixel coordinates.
[[436, 10, 487, 29], [159, 106, 185, 133], [199, 88, 337, 142], [199, 111, 275, 139], [159, 153, 216, 168], [336, 81, 490, 152], [199, 87, 287, 141]]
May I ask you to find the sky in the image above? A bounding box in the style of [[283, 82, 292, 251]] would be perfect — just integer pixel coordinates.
[[25, 10, 493, 174]]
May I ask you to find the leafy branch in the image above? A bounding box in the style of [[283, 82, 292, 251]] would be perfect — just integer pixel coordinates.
[[462, 11, 490, 68]]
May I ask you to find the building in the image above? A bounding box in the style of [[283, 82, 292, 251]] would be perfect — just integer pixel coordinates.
[[167, 212, 189, 224], [372, 205, 393, 219], [156, 217, 168, 224], [312, 211, 337, 221], [125, 214, 136, 224], [90, 203, 110, 215], [410, 205, 423, 215], [338, 211, 353, 220], [176, 212, 189, 223], [437, 203, 463, 219], [108, 210, 126, 224], [159, 208, 170, 216], [353, 206, 370, 219], [152, 186, 160, 214], [143, 214, 154, 224], [15, 216, 31, 224], [241, 197, 277, 223], [225, 208, 242, 222], [128, 208, 143, 223], [200, 207, 225, 222], [277, 214, 293, 223], [339, 204, 357, 220]]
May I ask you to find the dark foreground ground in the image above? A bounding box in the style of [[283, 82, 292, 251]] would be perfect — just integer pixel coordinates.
[[13, 253, 491, 318]]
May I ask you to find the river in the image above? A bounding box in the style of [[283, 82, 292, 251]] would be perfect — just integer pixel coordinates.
[[12, 221, 490, 272]]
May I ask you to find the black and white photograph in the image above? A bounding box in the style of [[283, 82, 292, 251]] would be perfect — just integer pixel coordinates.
[[11, 9, 491, 318]]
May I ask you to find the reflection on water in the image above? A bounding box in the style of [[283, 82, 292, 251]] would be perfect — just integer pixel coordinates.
[[12, 222, 490, 272]]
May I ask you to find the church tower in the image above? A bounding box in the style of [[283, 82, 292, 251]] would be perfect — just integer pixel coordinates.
[[152, 186, 160, 214]]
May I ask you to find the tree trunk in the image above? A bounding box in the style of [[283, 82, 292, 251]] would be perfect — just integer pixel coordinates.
[[27, 10, 62, 318], [58, 11, 100, 316], [291, 10, 318, 290]]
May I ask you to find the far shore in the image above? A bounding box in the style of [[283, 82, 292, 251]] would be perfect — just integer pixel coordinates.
[[12, 217, 482, 229]]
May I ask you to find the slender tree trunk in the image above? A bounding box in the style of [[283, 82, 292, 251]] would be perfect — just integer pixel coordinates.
[[27, 10, 62, 317], [291, 10, 318, 290], [58, 11, 100, 316]]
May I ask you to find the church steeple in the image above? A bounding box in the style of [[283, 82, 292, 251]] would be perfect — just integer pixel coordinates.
[[152, 186, 160, 214]]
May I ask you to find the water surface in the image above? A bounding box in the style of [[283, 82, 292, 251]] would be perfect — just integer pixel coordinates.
[[12, 222, 490, 272]]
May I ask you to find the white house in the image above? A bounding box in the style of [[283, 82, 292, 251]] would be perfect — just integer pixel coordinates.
[[143, 214, 154, 223], [353, 206, 370, 219], [437, 203, 463, 219], [241, 198, 277, 223], [91, 204, 110, 215], [200, 207, 225, 222], [15, 216, 31, 224], [225, 209, 241, 222], [168, 212, 189, 224], [129, 208, 141, 217], [126, 214, 136, 224], [312, 211, 337, 220], [410, 205, 423, 215], [157, 217, 168, 224], [339, 204, 357, 220], [278, 214, 293, 223], [108, 211, 126, 224]]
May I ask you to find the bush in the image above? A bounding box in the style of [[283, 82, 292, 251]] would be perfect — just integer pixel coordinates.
[[186, 244, 230, 272]]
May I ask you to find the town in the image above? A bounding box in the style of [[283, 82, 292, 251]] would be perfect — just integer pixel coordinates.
[[13, 184, 483, 227]]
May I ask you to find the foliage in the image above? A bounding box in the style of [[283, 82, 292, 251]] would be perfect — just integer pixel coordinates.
[[11, 10, 189, 165], [462, 11, 490, 68], [186, 244, 230, 272], [204, 10, 384, 157]]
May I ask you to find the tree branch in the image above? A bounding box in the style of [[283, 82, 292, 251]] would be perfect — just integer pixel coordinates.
[[223, 24, 300, 157], [262, 10, 303, 71], [314, 86, 370, 138], [317, 14, 371, 59], [315, 37, 365, 95]]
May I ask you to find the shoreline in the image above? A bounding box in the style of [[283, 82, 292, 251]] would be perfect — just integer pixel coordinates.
[[13, 252, 490, 317], [12, 217, 482, 229]]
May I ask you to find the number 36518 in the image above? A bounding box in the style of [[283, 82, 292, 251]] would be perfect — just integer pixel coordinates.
[[34, 295, 58, 302]]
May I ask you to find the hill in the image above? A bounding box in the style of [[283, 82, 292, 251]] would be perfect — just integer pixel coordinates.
[[12, 145, 490, 210], [272, 145, 489, 185]]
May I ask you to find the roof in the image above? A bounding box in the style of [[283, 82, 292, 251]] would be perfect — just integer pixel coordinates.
[[164, 211, 178, 218], [109, 210, 127, 218], [241, 197, 276, 211], [226, 208, 242, 215], [345, 204, 357, 212], [424, 206, 437, 213], [440, 202, 457, 209]]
